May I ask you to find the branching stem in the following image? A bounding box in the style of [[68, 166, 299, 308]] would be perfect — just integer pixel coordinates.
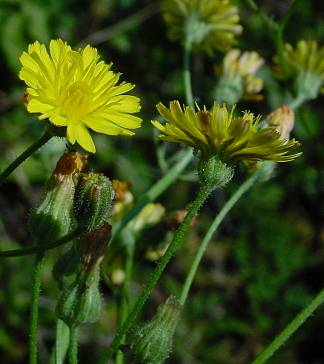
[[99, 183, 212, 363]]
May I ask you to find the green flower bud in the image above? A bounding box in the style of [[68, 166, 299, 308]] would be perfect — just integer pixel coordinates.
[[198, 155, 234, 190], [29, 152, 86, 243], [56, 224, 111, 328], [56, 267, 101, 328], [214, 74, 243, 105], [74, 173, 114, 231], [129, 296, 182, 364], [52, 244, 81, 289]]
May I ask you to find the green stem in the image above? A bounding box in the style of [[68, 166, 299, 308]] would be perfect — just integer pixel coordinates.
[[29, 252, 45, 364], [0, 227, 84, 258], [273, 27, 288, 77], [0, 129, 52, 187], [68, 327, 79, 364], [110, 149, 192, 247], [179, 172, 259, 305], [288, 93, 307, 110], [245, 0, 276, 30], [245, 0, 300, 78], [51, 319, 70, 364], [252, 287, 324, 364], [279, 0, 300, 29], [116, 242, 135, 364], [183, 42, 194, 106], [99, 183, 212, 364], [79, 1, 160, 46]]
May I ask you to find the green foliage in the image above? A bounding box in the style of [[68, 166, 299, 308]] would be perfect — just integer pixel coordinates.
[[0, 0, 323, 363]]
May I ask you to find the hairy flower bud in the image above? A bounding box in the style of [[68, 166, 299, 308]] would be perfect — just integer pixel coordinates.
[[56, 268, 101, 328], [74, 173, 114, 231], [56, 224, 111, 328], [198, 156, 234, 190], [129, 296, 182, 364], [29, 152, 86, 243]]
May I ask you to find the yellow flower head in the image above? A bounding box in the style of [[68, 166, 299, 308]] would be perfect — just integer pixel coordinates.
[[152, 101, 301, 163], [19, 39, 142, 153], [274, 40, 324, 98], [162, 0, 242, 54], [267, 105, 295, 140], [215, 49, 264, 103]]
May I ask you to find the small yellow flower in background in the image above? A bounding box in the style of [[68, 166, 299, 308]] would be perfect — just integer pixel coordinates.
[[152, 101, 302, 163], [162, 0, 242, 54], [19, 39, 142, 153], [267, 105, 295, 140], [128, 203, 165, 235], [274, 40, 324, 100], [215, 49, 264, 103], [223, 49, 264, 79]]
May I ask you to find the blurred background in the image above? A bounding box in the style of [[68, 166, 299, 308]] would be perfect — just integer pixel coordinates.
[[0, 0, 323, 363]]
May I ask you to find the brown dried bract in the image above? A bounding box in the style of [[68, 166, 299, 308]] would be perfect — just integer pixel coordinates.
[[54, 152, 87, 176], [112, 179, 132, 201]]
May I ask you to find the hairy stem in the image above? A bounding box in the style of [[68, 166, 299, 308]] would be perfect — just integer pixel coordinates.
[[179, 172, 259, 305], [29, 252, 45, 364], [116, 242, 135, 364], [0, 227, 84, 258], [99, 183, 212, 363], [0, 129, 52, 187], [183, 42, 194, 106], [252, 287, 324, 364], [68, 327, 79, 364]]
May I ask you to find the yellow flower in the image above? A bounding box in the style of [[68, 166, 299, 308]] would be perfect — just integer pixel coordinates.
[[127, 203, 165, 235], [215, 49, 264, 103], [19, 39, 142, 153], [267, 105, 295, 140], [162, 0, 242, 54], [274, 40, 324, 99], [152, 101, 301, 163]]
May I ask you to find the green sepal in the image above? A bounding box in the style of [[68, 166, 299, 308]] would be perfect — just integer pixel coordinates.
[[129, 296, 182, 364], [74, 173, 114, 231], [52, 242, 81, 290], [56, 266, 102, 328], [198, 155, 234, 190], [28, 151, 86, 243]]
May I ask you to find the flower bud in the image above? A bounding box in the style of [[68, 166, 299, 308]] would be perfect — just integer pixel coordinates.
[[56, 224, 111, 328], [129, 296, 182, 364], [56, 267, 101, 328], [214, 73, 243, 105], [214, 49, 264, 104], [29, 152, 86, 243], [52, 243, 81, 289], [198, 156, 234, 190], [74, 173, 114, 231], [267, 105, 295, 140]]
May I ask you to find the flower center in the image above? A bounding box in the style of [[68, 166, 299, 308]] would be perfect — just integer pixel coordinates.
[[60, 81, 93, 122]]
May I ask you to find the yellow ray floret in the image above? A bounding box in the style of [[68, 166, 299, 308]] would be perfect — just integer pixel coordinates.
[[273, 40, 324, 97], [152, 101, 302, 163], [19, 39, 142, 153]]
